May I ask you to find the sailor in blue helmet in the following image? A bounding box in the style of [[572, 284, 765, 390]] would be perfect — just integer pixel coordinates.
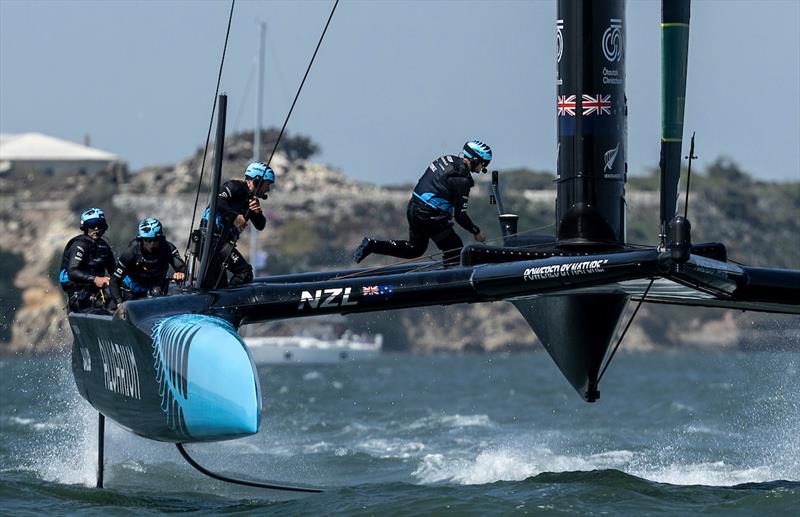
[[199, 161, 273, 288], [58, 208, 116, 313], [353, 140, 490, 267], [109, 217, 187, 304]]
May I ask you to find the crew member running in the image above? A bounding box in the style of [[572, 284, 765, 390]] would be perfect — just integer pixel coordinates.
[[200, 161, 273, 288], [109, 217, 186, 304], [353, 140, 490, 267], [58, 208, 116, 313]]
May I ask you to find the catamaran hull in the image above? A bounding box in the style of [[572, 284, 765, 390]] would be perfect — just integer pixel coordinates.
[[69, 311, 261, 443]]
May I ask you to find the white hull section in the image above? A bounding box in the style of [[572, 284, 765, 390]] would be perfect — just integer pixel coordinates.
[[245, 335, 382, 364]]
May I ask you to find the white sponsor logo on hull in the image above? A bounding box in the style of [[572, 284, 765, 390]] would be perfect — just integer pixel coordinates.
[[98, 339, 141, 399], [523, 259, 609, 281]]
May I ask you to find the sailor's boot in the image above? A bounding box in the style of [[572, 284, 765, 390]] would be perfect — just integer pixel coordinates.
[[353, 237, 377, 263]]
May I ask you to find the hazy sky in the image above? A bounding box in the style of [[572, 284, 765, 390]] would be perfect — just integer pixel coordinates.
[[1, 0, 798, 184]]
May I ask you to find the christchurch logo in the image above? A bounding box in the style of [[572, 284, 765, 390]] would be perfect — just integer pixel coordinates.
[[556, 19, 564, 63], [602, 18, 623, 62], [604, 143, 620, 172]]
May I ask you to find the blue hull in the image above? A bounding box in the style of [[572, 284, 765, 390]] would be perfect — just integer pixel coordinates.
[[69, 311, 261, 442]]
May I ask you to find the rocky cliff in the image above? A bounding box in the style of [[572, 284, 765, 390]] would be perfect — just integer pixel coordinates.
[[0, 134, 797, 355]]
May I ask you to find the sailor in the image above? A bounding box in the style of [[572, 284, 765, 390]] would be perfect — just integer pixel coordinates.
[[199, 161, 272, 288], [353, 140, 489, 267], [58, 208, 116, 313], [109, 217, 187, 304]]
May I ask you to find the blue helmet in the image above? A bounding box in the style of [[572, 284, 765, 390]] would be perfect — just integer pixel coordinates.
[[138, 217, 163, 239], [244, 161, 275, 183], [463, 140, 492, 165], [80, 207, 108, 232]]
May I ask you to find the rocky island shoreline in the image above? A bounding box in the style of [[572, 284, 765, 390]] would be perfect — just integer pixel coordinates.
[[0, 131, 797, 355]]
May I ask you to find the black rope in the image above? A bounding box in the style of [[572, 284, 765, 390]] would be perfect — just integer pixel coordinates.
[[176, 443, 322, 493], [597, 277, 656, 383], [213, 0, 340, 287], [263, 0, 339, 169], [184, 0, 237, 259]]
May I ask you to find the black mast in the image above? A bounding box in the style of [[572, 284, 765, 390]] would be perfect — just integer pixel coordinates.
[[556, 0, 627, 248], [515, 0, 630, 402], [196, 93, 228, 288]]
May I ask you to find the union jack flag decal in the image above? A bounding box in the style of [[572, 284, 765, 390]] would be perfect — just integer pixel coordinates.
[[362, 286, 379, 296], [557, 95, 576, 116], [581, 94, 611, 116]]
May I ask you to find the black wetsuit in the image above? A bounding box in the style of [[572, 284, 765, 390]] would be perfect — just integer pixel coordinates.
[[109, 239, 187, 303], [58, 234, 116, 313], [200, 179, 266, 288], [371, 155, 481, 266]]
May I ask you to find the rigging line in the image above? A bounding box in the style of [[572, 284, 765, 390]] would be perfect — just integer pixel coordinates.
[[336, 232, 664, 281], [482, 223, 556, 244], [211, 234, 240, 289], [203, 219, 237, 289], [332, 255, 439, 280], [263, 0, 339, 170], [597, 277, 655, 384], [232, 0, 339, 263], [184, 0, 237, 258], [683, 131, 697, 220], [335, 235, 494, 279], [175, 443, 322, 493], [333, 222, 559, 280]]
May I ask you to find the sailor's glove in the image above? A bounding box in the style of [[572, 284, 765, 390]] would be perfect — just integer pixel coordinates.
[[234, 214, 248, 232], [248, 197, 262, 214]]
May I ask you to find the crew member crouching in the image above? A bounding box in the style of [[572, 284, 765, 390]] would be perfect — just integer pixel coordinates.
[[110, 217, 186, 304], [353, 140, 489, 267], [199, 161, 272, 288]]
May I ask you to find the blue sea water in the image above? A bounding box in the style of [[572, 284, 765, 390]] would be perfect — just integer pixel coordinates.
[[1, 351, 798, 515]]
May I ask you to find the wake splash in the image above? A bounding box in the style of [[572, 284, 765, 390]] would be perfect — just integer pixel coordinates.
[[412, 444, 788, 487], [634, 461, 775, 487], [413, 446, 635, 485], [14, 359, 99, 486]]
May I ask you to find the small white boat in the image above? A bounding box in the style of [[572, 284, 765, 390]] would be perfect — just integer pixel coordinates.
[[244, 327, 382, 364]]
